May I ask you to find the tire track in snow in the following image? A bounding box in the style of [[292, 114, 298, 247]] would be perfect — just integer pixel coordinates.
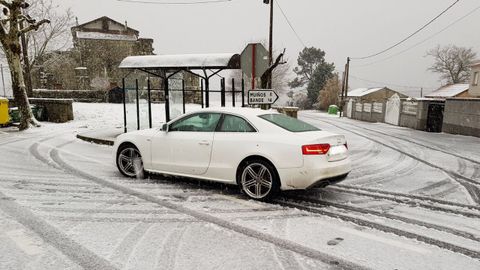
[[333, 185, 480, 212], [348, 141, 414, 186], [48, 141, 370, 270], [109, 222, 153, 268], [270, 219, 304, 270], [284, 193, 480, 242], [155, 225, 188, 270], [0, 190, 118, 270], [350, 142, 406, 180], [349, 141, 381, 167], [274, 198, 480, 260], [329, 185, 480, 218], [302, 115, 480, 204], [313, 115, 480, 165]]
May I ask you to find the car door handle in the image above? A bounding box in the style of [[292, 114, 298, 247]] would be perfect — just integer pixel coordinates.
[[199, 141, 210, 146]]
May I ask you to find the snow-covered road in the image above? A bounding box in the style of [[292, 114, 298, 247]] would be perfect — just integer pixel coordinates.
[[0, 104, 479, 270]]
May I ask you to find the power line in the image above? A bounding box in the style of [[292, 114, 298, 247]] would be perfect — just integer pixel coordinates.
[[349, 74, 436, 91], [275, 0, 307, 48], [354, 4, 480, 68], [351, 0, 461, 60], [116, 0, 232, 5]]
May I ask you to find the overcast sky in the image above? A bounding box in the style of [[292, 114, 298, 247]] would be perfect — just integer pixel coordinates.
[[52, 0, 480, 96]]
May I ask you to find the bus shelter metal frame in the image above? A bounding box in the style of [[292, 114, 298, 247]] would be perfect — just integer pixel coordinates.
[[119, 53, 245, 132]]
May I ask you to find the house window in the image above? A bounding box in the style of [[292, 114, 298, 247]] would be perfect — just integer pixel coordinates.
[[473, 72, 479, 86]]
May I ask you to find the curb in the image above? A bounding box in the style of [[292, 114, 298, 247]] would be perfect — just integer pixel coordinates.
[[76, 134, 114, 146]]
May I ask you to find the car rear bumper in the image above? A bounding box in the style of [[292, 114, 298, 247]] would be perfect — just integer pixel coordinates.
[[277, 156, 351, 190]]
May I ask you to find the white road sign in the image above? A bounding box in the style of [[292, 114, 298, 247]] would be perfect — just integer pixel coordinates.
[[248, 90, 279, 105]]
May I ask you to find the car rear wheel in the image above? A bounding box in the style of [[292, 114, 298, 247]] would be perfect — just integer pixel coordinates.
[[117, 144, 145, 179], [239, 159, 279, 201]]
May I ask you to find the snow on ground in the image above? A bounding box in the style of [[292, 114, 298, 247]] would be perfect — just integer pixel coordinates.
[[0, 103, 480, 269]]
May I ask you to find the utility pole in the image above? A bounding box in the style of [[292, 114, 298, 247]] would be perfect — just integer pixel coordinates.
[[268, 0, 273, 66], [340, 57, 351, 118], [263, 0, 274, 89], [345, 57, 350, 97], [420, 87, 423, 98], [340, 70, 346, 117]]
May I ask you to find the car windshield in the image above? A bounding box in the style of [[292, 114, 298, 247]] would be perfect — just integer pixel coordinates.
[[259, 114, 320, 132]]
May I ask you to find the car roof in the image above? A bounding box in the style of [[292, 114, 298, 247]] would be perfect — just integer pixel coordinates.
[[195, 107, 280, 117]]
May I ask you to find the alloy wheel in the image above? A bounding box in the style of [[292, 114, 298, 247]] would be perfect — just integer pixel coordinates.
[[118, 147, 143, 178], [241, 163, 273, 199]]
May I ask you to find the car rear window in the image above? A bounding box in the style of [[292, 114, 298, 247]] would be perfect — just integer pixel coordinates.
[[259, 114, 320, 132]]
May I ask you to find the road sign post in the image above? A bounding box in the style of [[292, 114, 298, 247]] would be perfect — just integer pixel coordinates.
[[248, 89, 279, 105], [241, 43, 269, 89]]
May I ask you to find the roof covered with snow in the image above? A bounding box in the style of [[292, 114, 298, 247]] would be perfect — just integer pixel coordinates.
[[76, 31, 137, 41], [347, 87, 385, 97], [425, 84, 469, 98], [119, 53, 241, 70]]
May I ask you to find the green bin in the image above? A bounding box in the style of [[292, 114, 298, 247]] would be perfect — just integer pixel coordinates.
[[9, 105, 43, 123], [328, 105, 339, 115]]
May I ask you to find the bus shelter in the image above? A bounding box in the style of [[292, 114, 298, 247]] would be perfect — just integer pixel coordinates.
[[119, 53, 245, 132]]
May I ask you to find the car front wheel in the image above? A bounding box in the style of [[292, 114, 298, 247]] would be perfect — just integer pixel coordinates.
[[117, 144, 145, 179], [239, 159, 279, 201]]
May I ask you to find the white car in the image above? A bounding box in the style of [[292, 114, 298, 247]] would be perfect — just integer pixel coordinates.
[[113, 107, 351, 200]]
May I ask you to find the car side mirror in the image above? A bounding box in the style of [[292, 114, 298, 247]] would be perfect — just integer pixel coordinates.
[[161, 123, 168, 132]]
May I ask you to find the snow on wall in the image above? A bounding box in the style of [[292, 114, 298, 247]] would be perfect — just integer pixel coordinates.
[[76, 31, 137, 41]]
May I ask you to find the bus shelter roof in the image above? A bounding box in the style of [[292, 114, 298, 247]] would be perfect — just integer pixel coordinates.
[[119, 53, 241, 70]]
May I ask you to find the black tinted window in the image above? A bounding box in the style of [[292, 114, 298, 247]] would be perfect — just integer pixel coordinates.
[[259, 114, 320, 132], [169, 113, 221, 132], [219, 115, 256, 132]]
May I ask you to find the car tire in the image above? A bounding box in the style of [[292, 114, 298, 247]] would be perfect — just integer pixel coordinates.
[[238, 159, 280, 201], [116, 144, 145, 179]]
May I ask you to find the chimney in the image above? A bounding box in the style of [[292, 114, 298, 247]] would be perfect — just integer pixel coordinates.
[[125, 20, 128, 31]]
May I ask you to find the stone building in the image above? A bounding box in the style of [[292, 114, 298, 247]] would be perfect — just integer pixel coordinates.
[[33, 16, 154, 90], [32, 16, 199, 101], [71, 16, 154, 90], [345, 87, 407, 103], [469, 61, 480, 97], [424, 84, 471, 99]]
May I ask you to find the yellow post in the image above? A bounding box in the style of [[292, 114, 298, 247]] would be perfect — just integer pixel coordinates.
[[0, 97, 10, 125]]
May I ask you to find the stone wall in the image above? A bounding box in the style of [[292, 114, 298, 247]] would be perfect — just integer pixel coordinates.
[[399, 100, 419, 129], [371, 102, 385, 122], [274, 106, 299, 118], [33, 89, 107, 103], [443, 98, 480, 137], [348, 101, 385, 123], [31, 98, 74, 123], [9, 98, 74, 123]]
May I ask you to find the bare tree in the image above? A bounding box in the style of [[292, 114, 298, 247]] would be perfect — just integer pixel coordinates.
[[271, 54, 290, 92], [427, 45, 477, 84], [0, 0, 50, 130], [261, 48, 286, 89], [316, 73, 341, 111], [26, 0, 73, 67], [24, 0, 73, 92]]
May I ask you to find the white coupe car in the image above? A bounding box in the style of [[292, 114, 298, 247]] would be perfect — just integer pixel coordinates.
[[113, 107, 351, 200]]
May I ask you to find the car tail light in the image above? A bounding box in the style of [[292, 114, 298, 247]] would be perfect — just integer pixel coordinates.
[[302, 144, 330, 155]]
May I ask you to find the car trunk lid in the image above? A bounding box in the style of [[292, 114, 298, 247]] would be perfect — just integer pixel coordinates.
[[299, 131, 348, 162]]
